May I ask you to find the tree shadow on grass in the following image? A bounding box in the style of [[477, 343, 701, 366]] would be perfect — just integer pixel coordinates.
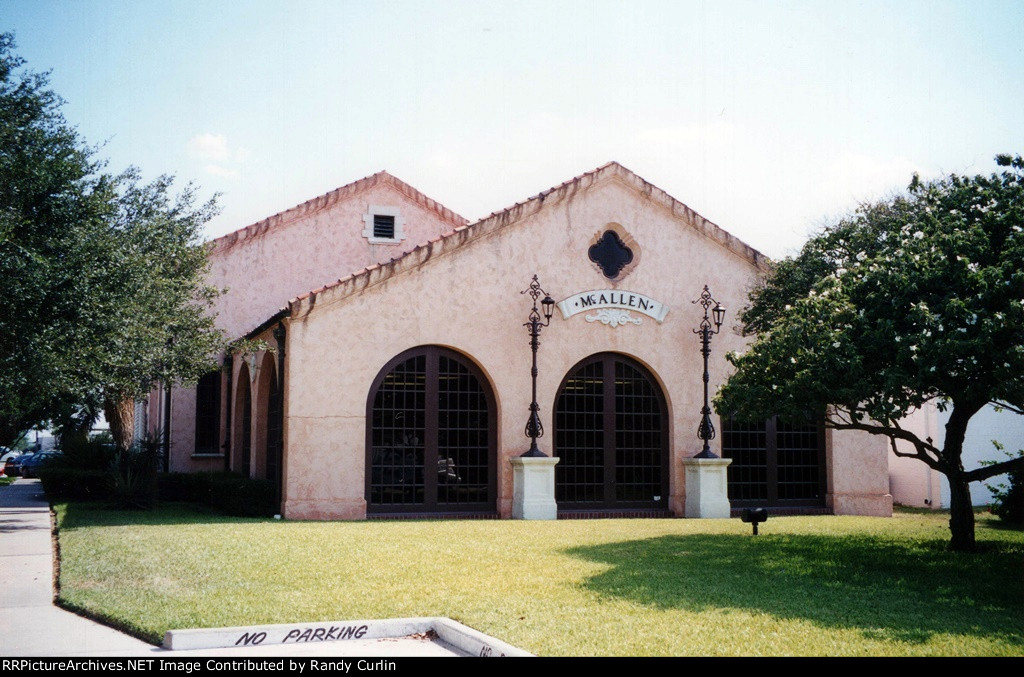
[[980, 518, 1024, 533], [564, 533, 1024, 646]]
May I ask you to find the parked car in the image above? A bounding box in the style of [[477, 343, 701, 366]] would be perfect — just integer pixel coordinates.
[[0, 449, 22, 466], [6, 452, 34, 477], [20, 451, 61, 479]]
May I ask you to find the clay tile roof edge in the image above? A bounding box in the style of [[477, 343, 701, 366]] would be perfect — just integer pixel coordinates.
[[245, 161, 769, 336], [209, 171, 469, 253]]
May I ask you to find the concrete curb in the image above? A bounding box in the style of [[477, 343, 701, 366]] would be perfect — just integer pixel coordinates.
[[164, 617, 532, 657]]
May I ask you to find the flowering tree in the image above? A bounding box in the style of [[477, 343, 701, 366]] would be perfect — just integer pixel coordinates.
[[716, 155, 1024, 551]]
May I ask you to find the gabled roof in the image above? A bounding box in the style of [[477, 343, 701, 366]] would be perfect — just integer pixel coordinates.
[[209, 170, 469, 253], [244, 161, 770, 339]]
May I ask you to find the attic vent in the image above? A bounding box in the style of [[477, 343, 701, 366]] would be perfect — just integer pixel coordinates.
[[362, 206, 406, 244], [373, 215, 395, 239]]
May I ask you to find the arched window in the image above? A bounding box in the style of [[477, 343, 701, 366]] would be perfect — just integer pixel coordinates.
[[554, 353, 669, 509], [366, 346, 496, 514]]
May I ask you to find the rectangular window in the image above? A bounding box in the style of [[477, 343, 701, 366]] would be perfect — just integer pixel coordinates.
[[721, 415, 825, 507], [194, 371, 221, 454], [373, 214, 395, 239]]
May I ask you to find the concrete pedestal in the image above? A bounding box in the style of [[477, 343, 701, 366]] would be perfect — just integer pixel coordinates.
[[509, 456, 560, 520], [681, 457, 732, 518]]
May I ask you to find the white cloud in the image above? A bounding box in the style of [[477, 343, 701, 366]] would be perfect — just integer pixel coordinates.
[[205, 164, 239, 178], [188, 133, 231, 162], [187, 133, 250, 179]]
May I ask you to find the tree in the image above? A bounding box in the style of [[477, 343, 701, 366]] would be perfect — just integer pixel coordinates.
[[0, 33, 224, 450], [93, 170, 225, 450], [0, 32, 116, 445], [716, 154, 1024, 552]]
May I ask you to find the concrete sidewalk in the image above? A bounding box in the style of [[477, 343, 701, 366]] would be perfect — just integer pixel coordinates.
[[0, 480, 473, 657], [0, 479, 153, 656]]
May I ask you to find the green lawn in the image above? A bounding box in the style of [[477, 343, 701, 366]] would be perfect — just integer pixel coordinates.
[[54, 504, 1024, 656]]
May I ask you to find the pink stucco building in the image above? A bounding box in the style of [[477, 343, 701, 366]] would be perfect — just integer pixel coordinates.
[[155, 162, 893, 519]]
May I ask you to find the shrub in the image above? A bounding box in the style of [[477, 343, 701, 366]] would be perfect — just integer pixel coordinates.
[[986, 442, 1024, 525], [208, 476, 275, 517], [40, 433, 274, 518], [109, 437, 161, 510], [157, 472, 193, 502], [989, 467, 1024, 525], [61, 435, 116, 470], [157, 471, 276, 518], [40, 436, 116, 502]]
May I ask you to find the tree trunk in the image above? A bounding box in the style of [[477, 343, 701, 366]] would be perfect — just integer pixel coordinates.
[[947, 474, 976, 552], [104, 396, 135, 451], [942, 400, 984, 552]]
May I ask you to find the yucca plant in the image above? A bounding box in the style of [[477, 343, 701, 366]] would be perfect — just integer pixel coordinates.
[[109, 434, 162, 510]]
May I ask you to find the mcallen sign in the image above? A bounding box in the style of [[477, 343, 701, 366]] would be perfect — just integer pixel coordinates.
[[557, 289, 669, 328]]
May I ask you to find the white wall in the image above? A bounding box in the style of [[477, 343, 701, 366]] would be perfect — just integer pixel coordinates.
[[936, 405, 1024, 507]]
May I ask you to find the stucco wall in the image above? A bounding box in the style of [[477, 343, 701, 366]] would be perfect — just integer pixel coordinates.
[[208, 174, 466, 339], [280, 170, 891, 519], [888, 404, 944, 509], [826, 427, 893, 516], [889, 403, 1022, 508], [167, 174, 464, 471], [938, 405, 1024, 507]]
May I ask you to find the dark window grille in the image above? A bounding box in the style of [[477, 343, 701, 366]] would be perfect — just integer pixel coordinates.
[[194, 370, 221, 454], [367, 347, 495, 513], [373, 214, 395, 239], [554, 360, 604, 503], [437, 355, 490, 505], [721, 416, 825, 506], [614, 360, 664, 502], [370, 354, 426, 507], [721, 419, 768, 501], [555, 353, 668, 508]]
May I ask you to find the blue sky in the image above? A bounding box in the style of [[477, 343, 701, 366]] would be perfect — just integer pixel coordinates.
[[3, 0, 1023, 258]]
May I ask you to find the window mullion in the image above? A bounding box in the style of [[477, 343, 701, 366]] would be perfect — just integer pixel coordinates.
[[424, 350, 440, 509]]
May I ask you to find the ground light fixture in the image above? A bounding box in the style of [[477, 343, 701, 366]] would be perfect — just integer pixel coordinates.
[[742, 507, 768, 535], [521, 274, 555, 457], [693, 285, 725, 458]]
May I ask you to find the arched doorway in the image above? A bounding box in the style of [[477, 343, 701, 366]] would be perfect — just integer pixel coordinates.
[[366, 346, 497, 514], [252, 351, 282, 510], [265, 365, 283, 511], [234, 362, 252, 478], [554, 353, 669, 509]]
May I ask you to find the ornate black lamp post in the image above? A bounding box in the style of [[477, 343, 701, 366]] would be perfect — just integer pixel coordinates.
[[693, 285, 726, 458], [521, 275, 556, 457]]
